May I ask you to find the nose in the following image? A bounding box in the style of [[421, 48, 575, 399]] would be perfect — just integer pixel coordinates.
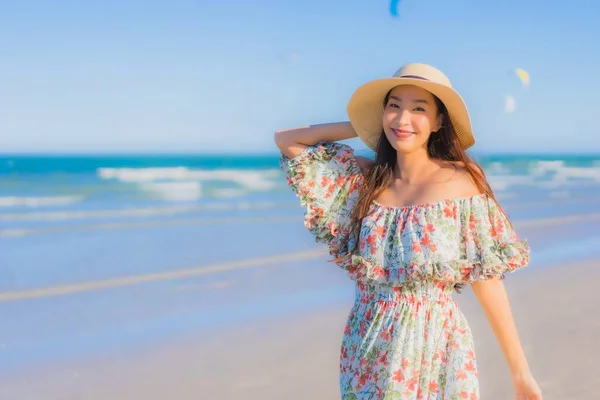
[[394, 109, 411, 126]]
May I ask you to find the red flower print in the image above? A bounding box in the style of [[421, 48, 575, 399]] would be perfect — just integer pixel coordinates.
[[373, 225, 386, 238], [465, 360, 476, 373], [366, 234, 377, 246], [401, 358, 410, 369], [372, 266, 386, 279], [423, 223, 435, 233], [330, 222, 339, 236], [429, 381, 439, 394], [444, 206, 457, 218], [392, 369, 404, 383], [325, 183, 336, 198], [456, 369, 468, 380], [407, 375, 419, 391]]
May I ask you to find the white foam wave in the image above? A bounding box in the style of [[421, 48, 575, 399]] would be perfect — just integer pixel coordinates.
[[98, 167, 279, 188], [485, 160, 600, 191], [0, 196, 83, 208], [139, 181, 202, 202], [532, 161, 600, 180], [97, 167, 280, 199], [531, 161, 600, 189], [98, 167, 192, 182], [95, 160, 600, 202], [212, 188, 248, 198]]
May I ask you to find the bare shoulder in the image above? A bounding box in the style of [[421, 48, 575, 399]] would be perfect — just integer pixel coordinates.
[[446, 160, 486, 197], [355, 156, 375, 174]]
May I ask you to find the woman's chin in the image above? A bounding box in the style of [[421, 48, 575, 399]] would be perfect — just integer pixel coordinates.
[[389, 139, 422, 154]]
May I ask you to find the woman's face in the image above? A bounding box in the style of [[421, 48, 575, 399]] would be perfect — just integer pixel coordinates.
[[382, 85, 442, 154]]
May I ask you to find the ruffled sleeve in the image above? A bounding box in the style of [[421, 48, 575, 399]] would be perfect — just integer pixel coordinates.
[[279, 141, 364, 257], [459, 195, 530, 283]]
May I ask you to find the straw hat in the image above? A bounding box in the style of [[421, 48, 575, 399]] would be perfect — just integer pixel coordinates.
[[347, 63, 474, 150]]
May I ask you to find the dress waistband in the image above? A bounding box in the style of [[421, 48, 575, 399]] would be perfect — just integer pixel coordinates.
[[356, 281, 454, 303]]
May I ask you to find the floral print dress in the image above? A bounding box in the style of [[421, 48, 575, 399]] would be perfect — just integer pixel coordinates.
[[279, 141, 530, 400]]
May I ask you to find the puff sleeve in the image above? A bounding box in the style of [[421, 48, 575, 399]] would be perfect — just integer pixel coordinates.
[[279, 141, 364, 257]]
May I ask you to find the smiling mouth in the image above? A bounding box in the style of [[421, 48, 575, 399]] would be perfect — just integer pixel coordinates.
[[391, 128, 415, 139]]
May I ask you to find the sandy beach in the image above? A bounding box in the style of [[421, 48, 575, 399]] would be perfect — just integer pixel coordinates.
[[1, 255, 599, 400], [3, 157, 600, 400]]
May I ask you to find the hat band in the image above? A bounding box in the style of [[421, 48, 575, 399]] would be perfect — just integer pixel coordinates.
[[400, 74, 429, 80]]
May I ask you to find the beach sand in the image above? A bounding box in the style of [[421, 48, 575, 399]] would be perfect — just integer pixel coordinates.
[[2, 258, 599, 400]]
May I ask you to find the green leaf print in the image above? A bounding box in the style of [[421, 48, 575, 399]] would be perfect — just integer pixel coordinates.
[[384, 390, 402, 399], [439, 372, 448, 394], [366, 347, 378, 364]]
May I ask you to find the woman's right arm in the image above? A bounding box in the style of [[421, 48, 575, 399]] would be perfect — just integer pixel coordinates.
[[275, 122, 368, 249], [273, 121, 359, 159]]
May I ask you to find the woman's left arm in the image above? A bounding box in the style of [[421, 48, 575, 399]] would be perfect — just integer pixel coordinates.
[[471, 278, 543, 399]]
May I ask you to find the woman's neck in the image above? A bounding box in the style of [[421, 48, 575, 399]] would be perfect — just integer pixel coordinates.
[[394, 149, 439, 184]]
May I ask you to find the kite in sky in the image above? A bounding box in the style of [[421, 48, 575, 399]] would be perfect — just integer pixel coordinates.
[[514, 68, 530, 87], [390, 0, 401, 17], [504, 95, 516, 113], [504, 68, 530, 113]]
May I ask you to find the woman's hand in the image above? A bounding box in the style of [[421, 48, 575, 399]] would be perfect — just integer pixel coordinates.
[[471, 279, 542, 399], [513, 370, 543, 399]]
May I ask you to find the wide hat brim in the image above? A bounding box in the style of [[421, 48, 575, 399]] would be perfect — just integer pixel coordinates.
[[346, 77, 475, 151]]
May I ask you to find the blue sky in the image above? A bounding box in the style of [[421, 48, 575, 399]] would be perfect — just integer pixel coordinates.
[[1, 0, 599, 154]]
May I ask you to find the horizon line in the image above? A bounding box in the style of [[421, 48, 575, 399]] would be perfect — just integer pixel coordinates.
[[1, 149, 600, 157]]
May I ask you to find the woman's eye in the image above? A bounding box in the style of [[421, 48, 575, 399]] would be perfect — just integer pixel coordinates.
[[414, 107, 425, 112]]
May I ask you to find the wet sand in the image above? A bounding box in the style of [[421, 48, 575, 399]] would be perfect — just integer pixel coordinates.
[[2, 258, 599, 400]]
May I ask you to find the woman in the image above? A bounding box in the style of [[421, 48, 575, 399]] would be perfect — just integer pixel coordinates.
[[275, 63, 543, 399]]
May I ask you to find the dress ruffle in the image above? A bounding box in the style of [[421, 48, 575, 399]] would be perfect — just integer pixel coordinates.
[[279, 141, 530, 286], [340, 237, 529, 286]]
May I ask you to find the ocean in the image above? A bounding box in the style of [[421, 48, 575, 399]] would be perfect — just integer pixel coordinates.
[[2, 151, 600, 215]]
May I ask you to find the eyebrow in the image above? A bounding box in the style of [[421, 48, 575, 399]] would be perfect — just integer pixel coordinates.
[[389, 95, 429, 104]]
